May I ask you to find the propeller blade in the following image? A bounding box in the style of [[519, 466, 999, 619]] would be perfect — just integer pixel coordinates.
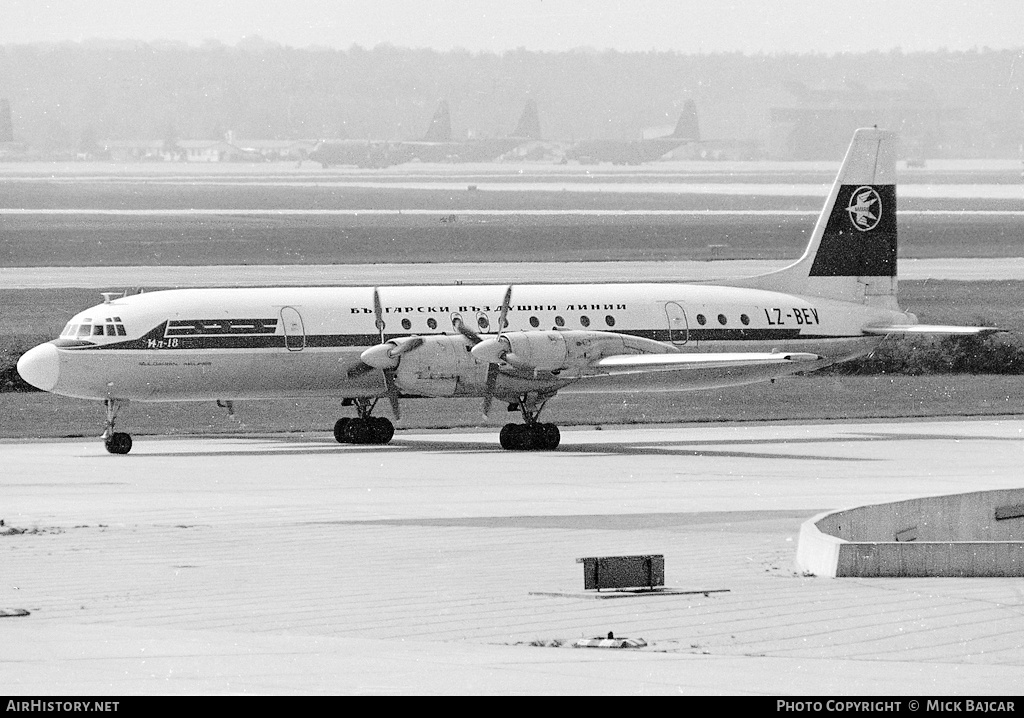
[[453, 315, 482, 344], [383, 370, 401, 420], [373, 287, 385, 343], [398, 336, 425, 354], [479, 284, 511, 417], [482, 363, 500, 416], [497, 284, 513, 331]]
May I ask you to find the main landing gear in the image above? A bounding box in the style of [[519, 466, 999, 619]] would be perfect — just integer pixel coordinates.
[[333, 398, 395, 445], [102, 398, 132, 455], [499, 395, 560, 451]]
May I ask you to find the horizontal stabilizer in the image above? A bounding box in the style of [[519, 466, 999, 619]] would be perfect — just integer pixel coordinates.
[[594, 351, 820, 375], [862, 325, 1003, 337]]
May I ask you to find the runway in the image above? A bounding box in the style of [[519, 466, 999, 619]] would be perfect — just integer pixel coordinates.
[[3, 257, 1023, 289], [4, 419, 1024, 694]]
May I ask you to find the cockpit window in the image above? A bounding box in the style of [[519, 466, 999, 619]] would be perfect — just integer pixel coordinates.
[[77, 324, 92, 337]]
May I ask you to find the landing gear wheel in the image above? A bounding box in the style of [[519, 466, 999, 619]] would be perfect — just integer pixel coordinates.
[[500, 423, 560, 451], [371, 417, 395, 444], [335, 417, 394, 445], [540, 423, 560, 450], [345, 418, 371, 444], [104, 432, 133, 455], [333, 418, 351, 443], [499, 423, 518, 450]]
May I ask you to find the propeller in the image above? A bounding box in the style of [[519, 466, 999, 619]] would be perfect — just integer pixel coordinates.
[[481, 285, 513, 416], [360, 336, 425, 369], [471, 335, 537, 373], [371, 287, 407, 419], [346, 287, 413, 418], [346, 286, 387, 378]]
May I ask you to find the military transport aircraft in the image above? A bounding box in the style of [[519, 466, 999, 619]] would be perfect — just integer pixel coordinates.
[[393, 99, 543, 164], [564, 99, 700, 165], [17, 128, 995, 454], [308, 100, 542, 168]]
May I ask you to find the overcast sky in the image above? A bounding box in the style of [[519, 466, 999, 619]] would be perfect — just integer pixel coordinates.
[[4, 0, 1023, 54]]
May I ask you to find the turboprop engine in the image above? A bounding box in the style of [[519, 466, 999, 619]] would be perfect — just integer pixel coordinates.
[[470, 330, 673, 375], [357, 330, 675, 399], [361, 335, 485, 397]]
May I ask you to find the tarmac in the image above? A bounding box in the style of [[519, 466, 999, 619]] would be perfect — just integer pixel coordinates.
[[3, 418, 1024, 695]]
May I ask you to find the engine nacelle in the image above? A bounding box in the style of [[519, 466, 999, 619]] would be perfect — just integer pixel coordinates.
[[391, 334, 482, 397], [472, 330, 673, 374]]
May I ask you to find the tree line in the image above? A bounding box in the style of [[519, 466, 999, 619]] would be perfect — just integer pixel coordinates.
[[0, 41, 1021, 158]]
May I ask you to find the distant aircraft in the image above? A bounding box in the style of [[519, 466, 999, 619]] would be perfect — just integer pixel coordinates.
[[18, 128, 997, 454], [306, 100, 542, 167], [307, 139, 392, 169], [396, 99, 543, 163], [565, 99, 700, 164]]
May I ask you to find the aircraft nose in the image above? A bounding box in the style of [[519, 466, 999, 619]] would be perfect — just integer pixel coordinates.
[[17, 343, 60, 392]]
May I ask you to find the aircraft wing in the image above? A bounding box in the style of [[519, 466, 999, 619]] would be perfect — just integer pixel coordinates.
[[862, 325, 1002, 337], [591, 351, 821, 376]]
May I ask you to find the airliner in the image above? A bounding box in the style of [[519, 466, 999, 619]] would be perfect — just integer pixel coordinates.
[[17, 128, 994, 454]]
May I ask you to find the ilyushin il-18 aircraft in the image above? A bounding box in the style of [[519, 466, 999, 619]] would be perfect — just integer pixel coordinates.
[[18, 128, 996, 454]]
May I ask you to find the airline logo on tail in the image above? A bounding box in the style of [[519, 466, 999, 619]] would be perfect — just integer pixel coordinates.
[[847, 186, 881, 231], [809, 183, 896, 278]]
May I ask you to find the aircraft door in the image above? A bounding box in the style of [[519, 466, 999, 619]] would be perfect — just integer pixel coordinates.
[[665, 302, 689, 346], [281, 306, 305, 352]]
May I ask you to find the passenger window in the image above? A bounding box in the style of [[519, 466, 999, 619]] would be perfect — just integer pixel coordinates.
[[106, 325, 116, 335], [580, 316, 590, 327], [696, 314, 706, 325], [427, 318, 437, 330], [477, 315, 490, 330], [718, 314, 727, 325], [401, 318, 411, 331], [555, 316, 565, 327], [529, 316, 539, 328], [605, 315, 615, 327], [741, 314, 750, 325]]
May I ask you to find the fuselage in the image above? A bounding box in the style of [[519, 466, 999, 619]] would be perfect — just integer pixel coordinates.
[[22, 282, 911, 403]]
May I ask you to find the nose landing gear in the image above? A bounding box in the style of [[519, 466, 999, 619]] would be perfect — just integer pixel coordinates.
[[333, 398, 395, 445], [102, 398, 132, 454]]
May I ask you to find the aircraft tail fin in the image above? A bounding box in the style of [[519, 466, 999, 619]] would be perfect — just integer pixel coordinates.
[[727, 128, 898, 307], [511, 99, 542, 139], [671, 99, 700, 140], [423, 100, 452, 142]]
